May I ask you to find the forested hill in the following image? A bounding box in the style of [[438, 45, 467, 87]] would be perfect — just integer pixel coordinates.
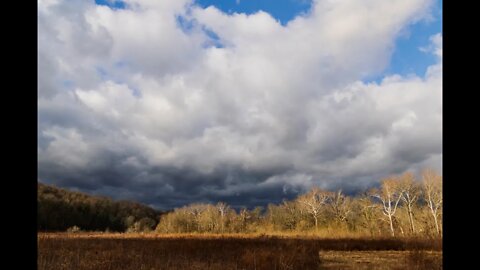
[[38, 183, 163, 232]]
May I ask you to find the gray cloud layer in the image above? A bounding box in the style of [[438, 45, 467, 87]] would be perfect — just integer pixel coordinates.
[[38, 0, 441, 209]]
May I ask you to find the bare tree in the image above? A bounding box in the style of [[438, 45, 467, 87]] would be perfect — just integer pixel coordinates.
[[281, 200, 301, 230], [186, 203, 208, 231], [422, 169, 442, 236], [239, 208, 251, 232], [371, 177, 403, 237], [297, 187, 331, 231], [216, 202, 230, 233], [198, 205, 221, 232], [398, 172, 420, 234], [356, 193, 380, 236], [329, 190, 352, 224]]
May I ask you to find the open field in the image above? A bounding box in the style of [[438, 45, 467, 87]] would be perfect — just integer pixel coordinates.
[[38, 233, 442, 270], [319, 250, 442, 270]]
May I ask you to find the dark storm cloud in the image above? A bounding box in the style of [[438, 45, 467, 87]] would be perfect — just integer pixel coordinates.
[[39, 148, 299, 209]]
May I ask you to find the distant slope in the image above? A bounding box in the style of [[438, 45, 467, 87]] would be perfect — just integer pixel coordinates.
[[38, 182, 163, 232]]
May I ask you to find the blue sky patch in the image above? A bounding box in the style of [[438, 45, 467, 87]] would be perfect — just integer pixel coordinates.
[[176, 15, 197, 33], [201, 27, 224, 48], [380, 2, 442, 80], [176, 15, 224, 48], [195, 0, 312, 26], [95, 66, 109, 80], [62, 80, 75, 89], [95, 0, 126, 10]]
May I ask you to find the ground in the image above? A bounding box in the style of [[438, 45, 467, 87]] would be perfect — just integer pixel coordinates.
[[38, 233, 442, 270]]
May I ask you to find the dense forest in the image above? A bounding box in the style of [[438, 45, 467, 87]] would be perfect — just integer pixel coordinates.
[[38, 168, 442, 238], [38, 183, 162, 232]]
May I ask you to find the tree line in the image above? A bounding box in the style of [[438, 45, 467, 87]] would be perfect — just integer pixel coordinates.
[[38, 168, 442, 237], [156, 169, 442, 237], [38, 183, 161, 232]]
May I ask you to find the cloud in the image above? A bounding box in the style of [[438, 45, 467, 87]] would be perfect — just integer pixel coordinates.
[[38, 0, 441, 209], [420, 32, 442, 59]]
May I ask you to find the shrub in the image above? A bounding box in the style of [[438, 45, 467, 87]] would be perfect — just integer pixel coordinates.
[[67, 225, 81, 233]]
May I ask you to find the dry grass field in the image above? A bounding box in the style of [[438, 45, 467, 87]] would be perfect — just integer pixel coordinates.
[[319, 250, 442, 270], [38, 233, 442, 270]]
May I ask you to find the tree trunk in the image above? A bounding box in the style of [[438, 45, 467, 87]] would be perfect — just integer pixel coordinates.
[[388, 215, 395, 237], [432, 210, 440, 235], [407, 205, 415, 234], [221, 215, 224, 233], [314, 216, 318, 231]]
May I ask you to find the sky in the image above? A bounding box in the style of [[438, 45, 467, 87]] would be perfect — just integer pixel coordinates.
[[38, 0, 442, 210]]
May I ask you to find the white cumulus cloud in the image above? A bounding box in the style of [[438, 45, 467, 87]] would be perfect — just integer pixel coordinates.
[[38, 0, 441, 209]]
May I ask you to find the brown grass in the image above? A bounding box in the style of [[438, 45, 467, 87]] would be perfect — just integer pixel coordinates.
[[319, 250, 442, 270], [38, 233, 442, 270]]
